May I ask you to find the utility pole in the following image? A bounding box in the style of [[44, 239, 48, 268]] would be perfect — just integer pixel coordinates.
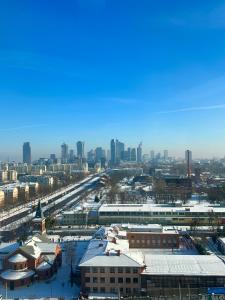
[[178, 281, 182, 300], [5, 281, 7, 300]]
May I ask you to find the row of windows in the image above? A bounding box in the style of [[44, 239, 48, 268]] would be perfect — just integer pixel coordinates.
[[130, 238, 177, 244], [85, 267, 138, 274], [85, 287, 139, 294], [85, 276, 139, 284]]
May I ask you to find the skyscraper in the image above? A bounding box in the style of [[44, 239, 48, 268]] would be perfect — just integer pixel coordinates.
[[185, 149, 192, 178], [23, 142, 31, 164], [116, 140, 125, 162], [77, 141, 85, 159], [137, 142, 142, 163], [164, 150, 168, 160], [95, 147, 105, 162], [150, 150, 155, 160], [110, 139, 116, 165], [131, 148, 136, 161], [61, 143, 68, 163]]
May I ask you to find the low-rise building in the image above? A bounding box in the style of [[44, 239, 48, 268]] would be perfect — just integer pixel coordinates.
[[98, 203, 225, 226], [79, 226, 225, 298], [0, 234, 62, 289]]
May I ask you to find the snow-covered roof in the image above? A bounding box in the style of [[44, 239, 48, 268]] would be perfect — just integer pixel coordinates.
[[9, 253, 27, 263], [36, 261, 52, 271], [0, 269, 35, 281], [20, 241, 41, 259], [99, 203, 225, 213], [79, 239, 142, 268], [143, 255, 225, 276], [37, 243, 56, 254], [0, 242, 19, 255]]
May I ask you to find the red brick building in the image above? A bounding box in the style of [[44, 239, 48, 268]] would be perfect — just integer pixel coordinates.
[[0, 234, 62, 290]]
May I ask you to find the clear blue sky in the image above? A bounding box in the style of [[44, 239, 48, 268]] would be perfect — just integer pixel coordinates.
[[1, 0, 225, 160]]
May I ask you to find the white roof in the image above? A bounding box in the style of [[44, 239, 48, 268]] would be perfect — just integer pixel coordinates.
[[36, 261, 51, 271], [143, 255, 225, 276], [0, 269, 35, 281], [99, 203, 225, 213], [79, 239, 142, 268], [0, 242, 19, 254], [9, 253, 27, 263]]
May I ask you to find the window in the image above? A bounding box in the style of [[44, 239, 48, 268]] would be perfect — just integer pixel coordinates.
[[118, 267, 123, 273], [110, 288, 116, 293], [126, 288, 131, 294], [133, 268, 138, 273], [85, 277, 90, 283], [100, 287, 105, 293], [110, 267, 115, 273], [118, 277, 123, 283], [126, 277, 131, 283], [93, 277, 98, 283], [110, 277, 115, 283], [100, 277, 105, 283], [100, 267, 105, 273], [125, 268, 131, 273], [133, 277, 138, 283], [93, 287, 98, 293], [92, 267, 98, 273]]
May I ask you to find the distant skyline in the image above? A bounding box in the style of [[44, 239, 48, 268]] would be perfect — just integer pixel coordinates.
[[1, 1, 225, 159]]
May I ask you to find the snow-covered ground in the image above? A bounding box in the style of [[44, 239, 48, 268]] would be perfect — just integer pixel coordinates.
[[0, 240, 89, 300]]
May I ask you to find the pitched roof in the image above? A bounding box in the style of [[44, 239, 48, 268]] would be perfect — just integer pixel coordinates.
[[35, 200, 44, 219], [79, 239, 142, 268]]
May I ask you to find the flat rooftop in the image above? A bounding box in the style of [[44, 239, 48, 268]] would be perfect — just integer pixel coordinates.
[[99, 203, 225, 213], [143, 255, 225, 277]]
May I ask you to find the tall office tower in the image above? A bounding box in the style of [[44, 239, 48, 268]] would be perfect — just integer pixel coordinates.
[[77, 141, 85, 159], [116, 140, 125, 162], [131, 148, 137, 161], [185, 149, 192, 178], [87, 149, 95, 162], [61, 143, 68, 163], [95, 147, 104, 162], [150, 150, 155, 160], [164, 150, 168, 160], [50, 154, 57, 164], [137, 142, 142, 163], [110, 139, 116, 165], [23, 142, 31, 164], [127, 147, 131, 161], [69, 149, 74, 161], [106, 150, 110, 162]]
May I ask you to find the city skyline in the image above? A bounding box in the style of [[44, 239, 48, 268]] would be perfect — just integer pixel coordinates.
[[1, 1, 225, 159], [0, 138, 224, 162]]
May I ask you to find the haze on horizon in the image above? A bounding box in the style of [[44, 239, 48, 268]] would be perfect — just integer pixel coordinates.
[[0, 0, 225, 160]]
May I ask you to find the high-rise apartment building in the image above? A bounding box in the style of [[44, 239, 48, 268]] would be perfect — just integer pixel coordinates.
[[77, 141, 85, 159], [61, 143, 68, 163], [23, 142, 31, 164]]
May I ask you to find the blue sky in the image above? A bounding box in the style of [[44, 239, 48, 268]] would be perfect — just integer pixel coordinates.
[[1, 0, 225, 160]]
